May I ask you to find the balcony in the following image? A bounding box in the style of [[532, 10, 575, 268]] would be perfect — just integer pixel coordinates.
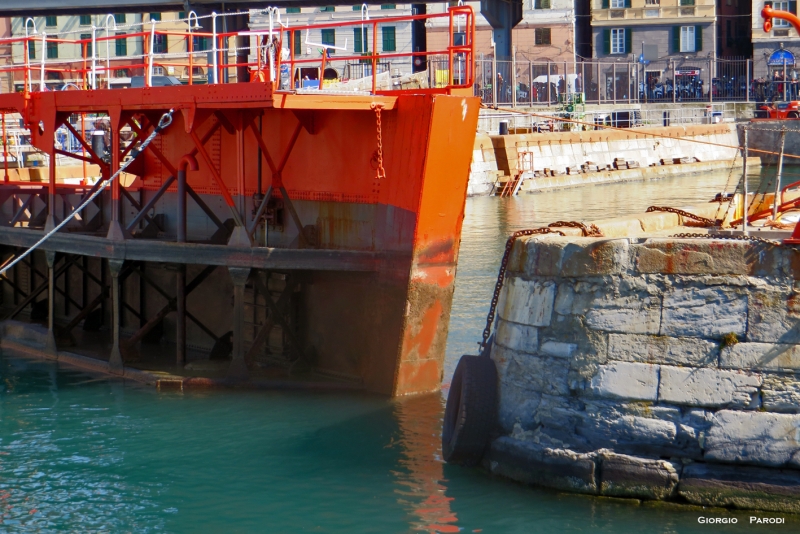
[[592, 3, 713, 23]]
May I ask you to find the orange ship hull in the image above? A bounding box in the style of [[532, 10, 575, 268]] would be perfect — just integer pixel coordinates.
[[0, 84, 479, 395]]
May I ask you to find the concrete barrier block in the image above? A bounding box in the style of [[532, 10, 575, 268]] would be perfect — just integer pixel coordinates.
[[486, 437, 597, 494], [637, 212, 681, 233], [705, 410, 800, 468], [762, 374, 800, 413], [658, 366, 761, 408], [747, 288, 800, 344], [496, 319, 538, 354], [721, 342, 800, 371], [540, 341, 577, 358], [497, 276, 556, 327], [634, 240, 751, 275], [598, 452, 680, 500], [585, 294, 662, 334], [559, 239, 631, 276], [589, 361, 659, 401], [679, 462, 800, 514], [592, 217, 643, 238], [660, 287, 747, 339], [608, 333, 718, 367]]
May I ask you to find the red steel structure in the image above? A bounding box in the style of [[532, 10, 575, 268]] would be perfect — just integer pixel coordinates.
[[0, 7, 479, 396]]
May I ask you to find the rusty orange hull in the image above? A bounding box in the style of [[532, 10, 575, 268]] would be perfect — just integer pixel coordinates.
[[0, 84, 479, 396]]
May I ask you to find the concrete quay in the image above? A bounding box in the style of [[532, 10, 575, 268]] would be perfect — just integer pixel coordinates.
[[468, 123, 747, 196], [485, 207, 800, 512]]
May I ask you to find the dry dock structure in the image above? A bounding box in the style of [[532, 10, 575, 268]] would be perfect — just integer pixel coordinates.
[[0, 7, 480, 396]]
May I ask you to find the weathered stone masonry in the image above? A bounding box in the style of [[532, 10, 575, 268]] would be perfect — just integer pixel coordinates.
[[487, 235, 800, 512]]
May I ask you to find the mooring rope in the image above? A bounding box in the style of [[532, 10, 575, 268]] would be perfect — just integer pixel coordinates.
[[0, 109, 174, 277]]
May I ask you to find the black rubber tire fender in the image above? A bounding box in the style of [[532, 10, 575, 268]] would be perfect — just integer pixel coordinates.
[[442, 355, 498, 466], [789, 111, 800, 119]]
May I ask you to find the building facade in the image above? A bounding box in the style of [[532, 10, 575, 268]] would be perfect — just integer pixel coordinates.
[[717, 0, 751, 58], [9, 12, 215, 91], [751, 0, 799, 79], [250, 4, 414, 86]]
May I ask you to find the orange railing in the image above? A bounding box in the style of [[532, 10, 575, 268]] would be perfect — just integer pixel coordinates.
[[0, 6, 474, 96]]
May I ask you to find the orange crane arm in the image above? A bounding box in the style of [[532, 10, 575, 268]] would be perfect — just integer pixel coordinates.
[[762, 5, 800, 33]]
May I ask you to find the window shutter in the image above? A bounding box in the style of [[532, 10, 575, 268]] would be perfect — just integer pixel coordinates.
[[791, 1, 798, 14], [354, 28, 362, 53], [695, 25, 702, 51], [603, 29, 610, 55], [541, 0, 551, 8], [624, 0, 631, 8], [602, 0, 609, 9], [672, 26, 680, 53], [625, 28, 632, 54]]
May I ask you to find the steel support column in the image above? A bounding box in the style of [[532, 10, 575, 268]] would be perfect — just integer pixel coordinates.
[[480, 0, 522, 60], [44, 251, 57, 358], [108, 259, 125, 373]]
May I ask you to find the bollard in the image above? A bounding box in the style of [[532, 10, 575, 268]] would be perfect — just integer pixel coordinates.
[[91, 130, 106, 160], [499, 120, 509, 135]]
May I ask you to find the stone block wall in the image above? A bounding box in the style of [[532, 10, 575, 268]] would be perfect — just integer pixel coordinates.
[[486, 235, 800, 511]]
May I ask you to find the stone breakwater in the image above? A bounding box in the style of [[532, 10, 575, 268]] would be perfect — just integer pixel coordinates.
[[469, 123, 744, 196], [486, 231, 800, 512]]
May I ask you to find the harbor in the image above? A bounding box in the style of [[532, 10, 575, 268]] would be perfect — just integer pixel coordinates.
[[5, 168, 795, 531], [3, 0, 800, 531]]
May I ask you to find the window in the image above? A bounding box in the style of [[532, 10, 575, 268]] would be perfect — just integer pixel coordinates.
[[192, 36, 209, 51], [726, 20, 733, 47], [679, 0, 695, 5], [179, 12, 186, 19], [354, 27, 368, 53], [153, 66, 164, 76], [150, 13, 161, 22], [611, 28, 625, 54], [680, 25, 695, 52], [115, 33, 127, 56], [45, 16, 57, 28], [293, 30, 302, 56], [610, 0, 625, 8], [80, 15, 92, 26], [114, 14, 125, 24], [320, 6, 335, 12], [287, 7, 301, 13], [321, 28, 335, 50], [81, 34, 92, 58], [535, 28, 551, 45], [115, 69, 128, 77], [775, 2, 790, 27], [46, 41, 58, 59], [382, 26, 396, 52], [381, 4, 396, 9], [28, 40, 35, 60], [534, 0, 551, 8], [153, 34, 168, 54]]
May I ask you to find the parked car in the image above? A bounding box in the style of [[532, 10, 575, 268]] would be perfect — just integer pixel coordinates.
[[754, 100, 800, 119], [130, 76, 183, 88]]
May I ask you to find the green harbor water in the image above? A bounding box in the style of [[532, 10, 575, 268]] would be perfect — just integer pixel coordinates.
[[1, 168, 796, 533]]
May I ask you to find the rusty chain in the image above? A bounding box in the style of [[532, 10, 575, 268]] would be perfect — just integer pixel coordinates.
[[646, 206, 720, 227], [480, 227, 565, 353], [370, 103, 386, 180], [548, 221, 604, 237], [671, 232, 781, 246]]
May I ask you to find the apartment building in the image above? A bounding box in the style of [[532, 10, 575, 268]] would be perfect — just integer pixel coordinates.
[[591, 0, 716, 61], [0, 18, 12, 93], [752, 1, 799, 78], [426, 1, 576, 63], [718, 0, 751, 58], [9, 12, 213, 90], [250, 4, 414, 85]]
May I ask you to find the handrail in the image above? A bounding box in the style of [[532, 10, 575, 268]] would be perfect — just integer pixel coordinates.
[[3, 6, 474, 95]]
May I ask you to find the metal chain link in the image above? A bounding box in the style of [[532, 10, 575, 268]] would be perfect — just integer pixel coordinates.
[[480, 227, 565, 353], [671, 232, 781, 246], [548, 220, 604, 237], [371, 103, 386, 180], [646, 206, 719, 227], [0, 109, 174, 277]]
